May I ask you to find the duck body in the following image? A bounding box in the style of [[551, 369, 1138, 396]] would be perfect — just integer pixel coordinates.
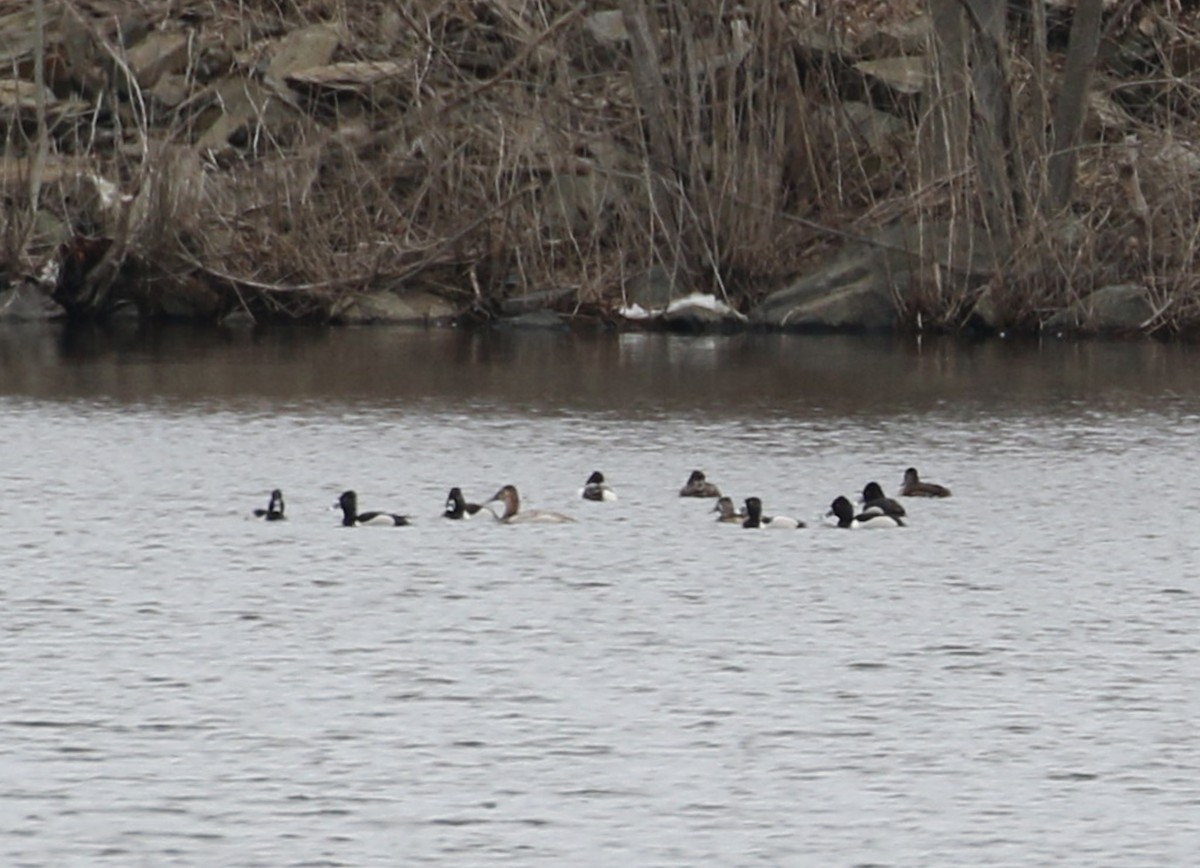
[[900, 467, 951, 498], [742, 496, 805, 529], [828, 495, 904, 529], [580, 471, 618, 502], [253, 489, 286, 521], [859, 481, 906, 517], [490, 485, 575, 524], [444, 487, 493, 520], [336, 490, 410, 527], [713, 496, 746, 524], [679, 470, 721, 498]]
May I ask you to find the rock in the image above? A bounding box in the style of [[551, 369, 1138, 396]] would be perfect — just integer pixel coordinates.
[[854, 56, 928, 95], [498, 286, 574, 316], [0, 283, 64, 320], [857, 14, 933, 58], [584, 11, 628, 45], [149, 72, 191, 108], [195, 76, 301, 154], [494, 309, 569, 331], [0, 8, 39, 66], [266, 23, 341, 82], [752, 260, 899, 331], [221, 307, 257, 328], [0, 79, 55, 112], [155, 275, 223, 320], [838, 101, 909, 154], [623, 265, 682, 311], [1043, 284, 1155, 334], [126, 31, 191, 88], [285, 60, 412, 95], [616, 291, 745, 331], [753, 222, 1006, 332], [659, 294, 746, 332], [332, 289, 457, 325], [967, 286, 1003, 333], [29, 210, 71, 252], [540, 171, 611, 235]]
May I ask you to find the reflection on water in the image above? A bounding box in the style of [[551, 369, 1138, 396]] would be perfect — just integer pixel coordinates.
[[2, 323, 1200, 865], [0, 321, 1196, 420]]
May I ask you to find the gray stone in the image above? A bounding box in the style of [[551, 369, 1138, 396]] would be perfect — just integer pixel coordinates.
[[0, 8, 39, 66], [660, 299, 744, 332], [838, 101, 909, 154], [1043, 284, 1154, 334], [855, 56, 928, 95], [753, 221, 1006, 332], [195, 76, 301, 154], [498, 286, 573, 316], [126, 31, 191, 88], [333, 290, 458, 325], [584, 11, 628, 45], [266, 24, 341, 83], [857, 14, 933, 58], [221, 308, 257, 328], [0, 283, 64, 320], [624, 265, 682, 311], [30, 210, 71, 251], [494, 309, 569, 331], [156, 276, 222, 320], [753, 262, 899, 331]]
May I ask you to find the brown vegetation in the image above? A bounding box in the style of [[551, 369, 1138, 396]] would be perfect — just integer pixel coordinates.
[[2, 1, 1200, 334]]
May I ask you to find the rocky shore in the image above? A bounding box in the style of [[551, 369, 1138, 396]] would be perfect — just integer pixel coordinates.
[[2, 2, 1198, 337]]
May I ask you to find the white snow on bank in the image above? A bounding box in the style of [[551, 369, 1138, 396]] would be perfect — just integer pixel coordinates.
[[617, 292, 746, 321]]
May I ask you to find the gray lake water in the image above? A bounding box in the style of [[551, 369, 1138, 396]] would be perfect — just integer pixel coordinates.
[[2, 323, 1200, 866]]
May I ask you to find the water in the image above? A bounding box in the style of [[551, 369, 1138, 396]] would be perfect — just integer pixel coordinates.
[[3, 323, 1200, 865]]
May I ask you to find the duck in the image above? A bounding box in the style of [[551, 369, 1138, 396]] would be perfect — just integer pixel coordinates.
[[490, 485, 575, 524], [253, 488, 286, 521], [900, 467, 952, 498], [335, 490, 410, 527], [443, 487, 493, 520], [712, 496, 746, 524], [859, 481, 906, 518], [742, 496, 805, 529], [679, 469, 721, 498], [580, 471, 618, 502], [827, 495, 905, 528]]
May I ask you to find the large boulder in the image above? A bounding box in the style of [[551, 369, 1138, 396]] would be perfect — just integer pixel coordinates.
[[752, 221, 1006, 332], [619, 291, 746, 332], [332, 289, 457, 325], [0, 283, 64, 320], [1042, 284, 1155, 334]]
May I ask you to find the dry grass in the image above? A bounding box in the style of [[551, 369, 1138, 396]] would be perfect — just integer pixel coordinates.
[[3, 0, 1200, 333]]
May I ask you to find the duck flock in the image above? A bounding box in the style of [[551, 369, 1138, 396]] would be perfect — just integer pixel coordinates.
[[252, 467, 951, 529]]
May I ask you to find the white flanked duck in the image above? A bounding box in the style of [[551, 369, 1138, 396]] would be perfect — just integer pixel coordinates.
[[828, 495, 904, 529], [336, 490, 410, 527], [490, 485, 575, 524], [859, 481, 906, 518], [444, 487, 494, 520], [742, 496, 805, 529], [580, 471, 618, 502], [253, 489, 286, 521]]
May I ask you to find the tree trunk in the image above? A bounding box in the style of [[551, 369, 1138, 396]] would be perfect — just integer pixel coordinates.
[[920, 0, 971, 192], [1047, 0, 1104, 210], [962, 0, 1022, 246], [618, 0, 689, 289]]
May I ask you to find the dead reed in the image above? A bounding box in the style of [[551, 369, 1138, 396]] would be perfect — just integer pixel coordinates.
[[2, 0, 1199, 334]]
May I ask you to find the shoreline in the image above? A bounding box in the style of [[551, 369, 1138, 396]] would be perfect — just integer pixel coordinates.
[[3, 4, 1198, 339]]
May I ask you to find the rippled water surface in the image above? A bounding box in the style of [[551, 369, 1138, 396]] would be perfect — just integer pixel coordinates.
[[3, 324, 1200, 866]]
